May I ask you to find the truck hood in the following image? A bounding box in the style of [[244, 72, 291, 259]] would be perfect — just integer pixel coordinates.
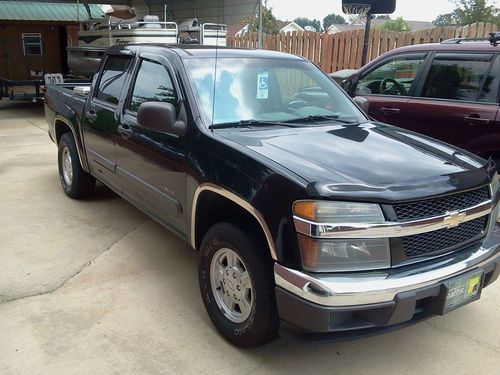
[[218, 122, 494, 202]]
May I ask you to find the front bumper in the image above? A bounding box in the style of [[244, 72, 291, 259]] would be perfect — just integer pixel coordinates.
[[275, 226, 500, 336]]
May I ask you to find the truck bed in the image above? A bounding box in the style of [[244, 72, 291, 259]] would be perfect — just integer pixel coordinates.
[[44, 82, 91, 142]]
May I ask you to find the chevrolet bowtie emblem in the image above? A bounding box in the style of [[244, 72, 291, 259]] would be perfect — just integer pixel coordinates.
[[443, 211, 466, 229]]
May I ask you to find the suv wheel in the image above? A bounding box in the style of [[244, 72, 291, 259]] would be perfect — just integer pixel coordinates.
[[58, 132, 96, 199], [198, 223, 279, 347]]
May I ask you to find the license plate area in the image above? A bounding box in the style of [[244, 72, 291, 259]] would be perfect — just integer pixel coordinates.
[[441, 271, 483, 314]]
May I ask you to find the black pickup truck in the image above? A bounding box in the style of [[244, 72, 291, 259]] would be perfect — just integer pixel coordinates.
[[45, 45, 500, 347]]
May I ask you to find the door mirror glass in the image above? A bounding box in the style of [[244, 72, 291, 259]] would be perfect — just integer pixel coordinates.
[[356, 54, 426, 96], [137, 102, 186, 136], [353, 96, 370, 113]]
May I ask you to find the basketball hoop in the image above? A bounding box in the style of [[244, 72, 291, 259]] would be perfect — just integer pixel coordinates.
[[342, 3, 372, 19], [342, 0, 396, 65]]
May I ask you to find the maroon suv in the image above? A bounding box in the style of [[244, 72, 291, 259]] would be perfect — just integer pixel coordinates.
[[343, 36, 500, 165]]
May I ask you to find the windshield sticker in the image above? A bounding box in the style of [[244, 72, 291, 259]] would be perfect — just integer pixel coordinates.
[[257, 72, 269, 100]]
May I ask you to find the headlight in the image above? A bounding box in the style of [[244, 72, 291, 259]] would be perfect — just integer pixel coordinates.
[[490, 174, 499, 223], [298, 235, 390, 272], [293, 201, 385, 223], [294, 200, 390, 272]]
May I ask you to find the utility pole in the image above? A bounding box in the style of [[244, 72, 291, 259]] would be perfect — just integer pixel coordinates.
[[361, 12, 372, 66], [258, 0, 263, 49]]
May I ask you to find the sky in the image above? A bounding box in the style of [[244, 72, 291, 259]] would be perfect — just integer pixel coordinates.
[[267, 0, 459, 23]]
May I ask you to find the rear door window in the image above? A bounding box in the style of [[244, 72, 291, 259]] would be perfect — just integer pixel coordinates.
[[478, 54, 500, 104], [96, 55, 131, 105], [355, 54, 426, 96], [127, 59, 178, 114], [422, 53, 494, 102]]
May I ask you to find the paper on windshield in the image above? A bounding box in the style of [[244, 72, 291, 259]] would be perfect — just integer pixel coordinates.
[[257, 72, 269, 100]]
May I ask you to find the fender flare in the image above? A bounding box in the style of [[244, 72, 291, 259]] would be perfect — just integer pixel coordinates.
[[190, 183, 278, 260], [54, 116, 89, 171]]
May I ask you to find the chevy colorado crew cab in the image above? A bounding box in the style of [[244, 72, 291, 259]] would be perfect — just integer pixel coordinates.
[[45, 45, 500, 347]]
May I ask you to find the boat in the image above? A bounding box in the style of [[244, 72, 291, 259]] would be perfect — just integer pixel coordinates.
[[68, 7, 178, 76], [178, 18, 227, 47], [68, 7, 228, 76]]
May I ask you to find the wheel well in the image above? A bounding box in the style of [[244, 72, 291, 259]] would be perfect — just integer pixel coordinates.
[[194, 192, 269, 255], [54, 120, 73, 144]]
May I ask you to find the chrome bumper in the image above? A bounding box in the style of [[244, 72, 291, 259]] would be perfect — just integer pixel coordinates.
[[275, 230, 500, 307]]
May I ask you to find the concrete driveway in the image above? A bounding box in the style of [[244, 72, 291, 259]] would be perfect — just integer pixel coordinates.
[[0, 101, 499, 374]]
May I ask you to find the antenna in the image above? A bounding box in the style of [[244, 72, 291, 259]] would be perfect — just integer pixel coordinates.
[[210, 0, 223, 128]]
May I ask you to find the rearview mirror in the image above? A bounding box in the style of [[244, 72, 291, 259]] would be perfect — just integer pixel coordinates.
[[353, 96, 370, 114], [137, 102, 186, 137]]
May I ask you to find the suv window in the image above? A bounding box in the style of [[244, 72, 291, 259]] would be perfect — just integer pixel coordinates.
[[96, 55, 131, 105], [422, 53, 494, 102], [128, 60, 178, 113], [478, 54, 500, 104], [355, 54, 426, 96]]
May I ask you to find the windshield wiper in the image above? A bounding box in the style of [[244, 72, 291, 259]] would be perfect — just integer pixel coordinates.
[[284, 115, 359, 125], [209, 119, 301, 130]]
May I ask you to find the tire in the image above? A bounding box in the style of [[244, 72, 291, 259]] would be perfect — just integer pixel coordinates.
[[198, 222, 279, 347], [57, 132, 96, 199]]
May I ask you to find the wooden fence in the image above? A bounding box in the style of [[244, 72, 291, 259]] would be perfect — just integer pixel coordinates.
[[228, 22, 498, 73]]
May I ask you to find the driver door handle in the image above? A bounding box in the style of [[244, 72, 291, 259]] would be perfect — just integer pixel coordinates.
[[381, 107, 400, 114], [118, 124, 133, 138], [464, 115, 490, 125]]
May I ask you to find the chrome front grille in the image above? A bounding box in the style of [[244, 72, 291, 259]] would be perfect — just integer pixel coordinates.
[[393, 187, 490, 222], [401, 216, 488, 258], [392, 186, 491, 260]]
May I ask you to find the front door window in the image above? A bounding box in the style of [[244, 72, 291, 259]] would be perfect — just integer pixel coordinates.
[[355, 54, 426, 96]]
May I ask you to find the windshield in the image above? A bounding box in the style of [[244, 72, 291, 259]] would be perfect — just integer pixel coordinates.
[[184, 57, 366, 126]]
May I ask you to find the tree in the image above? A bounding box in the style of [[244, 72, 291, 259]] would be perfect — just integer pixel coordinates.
[[248, 6, 279, 34], [452, 0, 499, 25], [294, 17, 322, 32], [376, 17, 412, 32], [434, 1, 500, 27], [433, 13, 455, 26], [323, 13, 347, 30], [375, 15, 391, 20]]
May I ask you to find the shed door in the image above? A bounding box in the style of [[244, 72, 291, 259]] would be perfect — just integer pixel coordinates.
[[0, 33, 10, 79], [21, 33, 44, 78]]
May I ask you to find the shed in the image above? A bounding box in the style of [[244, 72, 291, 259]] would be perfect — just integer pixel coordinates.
[[0, 1, 105, 79]]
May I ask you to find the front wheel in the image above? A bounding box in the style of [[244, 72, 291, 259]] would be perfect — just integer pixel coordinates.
[[198, 223, 279, 347]]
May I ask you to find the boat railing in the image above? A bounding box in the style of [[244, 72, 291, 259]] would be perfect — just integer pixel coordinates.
[[202, 23, 228, 32], [107, 21, 178, 33]]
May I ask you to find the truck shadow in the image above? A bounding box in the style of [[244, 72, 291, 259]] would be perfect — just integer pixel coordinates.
[[119, 201, 492, 373]]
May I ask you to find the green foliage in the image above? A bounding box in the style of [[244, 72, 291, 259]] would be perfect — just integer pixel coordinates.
[[453, 0, 500, 25], [376, 17, 412, 32], [433, 13, 455, 26], [323, 13, 347, 30], [434, 0, 500, 26], [375, 15, 391, 20], [294, 17, 322, 32], [248, 7, 279, 35]]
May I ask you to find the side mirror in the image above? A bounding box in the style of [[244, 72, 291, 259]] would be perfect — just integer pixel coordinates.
[[353, 96, 370, 114], [137, 102, 186, 137]]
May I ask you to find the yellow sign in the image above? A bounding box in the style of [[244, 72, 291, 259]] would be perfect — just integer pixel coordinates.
[[467, 275, 481, 295]]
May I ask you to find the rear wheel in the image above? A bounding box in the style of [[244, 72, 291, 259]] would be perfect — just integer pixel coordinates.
[[198, 223, 279, 347], [58, 132, 96, 199]]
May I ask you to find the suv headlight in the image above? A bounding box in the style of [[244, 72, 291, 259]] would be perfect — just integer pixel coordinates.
[[293, 201, 390, 272], [491, 174, 500, 223]]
